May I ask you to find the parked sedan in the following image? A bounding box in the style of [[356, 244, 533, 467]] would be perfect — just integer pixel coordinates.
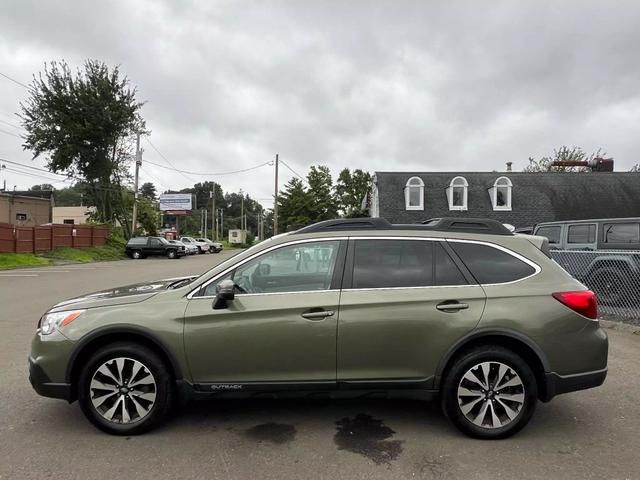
[[179, 236, 209, 254], [168, 240, 197, 255], [196, 238, 223, 253]]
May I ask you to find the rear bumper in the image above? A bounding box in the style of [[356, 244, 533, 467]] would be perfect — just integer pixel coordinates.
[[29, 357, 72, 401], [542, 367, 607, 401]]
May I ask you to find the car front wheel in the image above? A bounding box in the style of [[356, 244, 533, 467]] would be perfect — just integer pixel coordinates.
[[441, 345, 537, 439], [77, 343, 174, 435], [167, 250, 177, 259]]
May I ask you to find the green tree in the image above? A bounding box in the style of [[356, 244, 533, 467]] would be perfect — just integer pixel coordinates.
[[523, 146, 605, 172], [136, 197, 159, 235], [335, 168, 372, 217], [53, 183, 86, 206], [140, 182, 157, 200], [306, 165, 337, 222], [20, 60, 146, 235], [29, 183, 54, 191], [278, 178, 312, 231]]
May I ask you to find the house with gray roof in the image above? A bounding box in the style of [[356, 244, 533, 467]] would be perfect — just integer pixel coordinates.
[[369, 171, 640, 228]]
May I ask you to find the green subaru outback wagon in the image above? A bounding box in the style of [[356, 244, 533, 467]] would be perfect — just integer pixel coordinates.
[[29, 217, 608, 439]]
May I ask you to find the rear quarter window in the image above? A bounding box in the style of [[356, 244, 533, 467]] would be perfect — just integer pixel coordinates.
[[449, 242, 536, 284], [127, 237, 147, 245], [603, 223, 640, 243]]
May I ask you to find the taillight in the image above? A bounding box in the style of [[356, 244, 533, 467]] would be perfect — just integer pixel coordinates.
[[552, 291, 598, 320]]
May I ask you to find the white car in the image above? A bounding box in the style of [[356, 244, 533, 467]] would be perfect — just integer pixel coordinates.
[[179, 236, 209, 254], [196, 238, 223, 253], [169, 239, 197, 255]]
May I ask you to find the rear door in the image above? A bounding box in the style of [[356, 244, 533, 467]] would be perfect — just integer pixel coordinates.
[[337, 237, 486, 387]]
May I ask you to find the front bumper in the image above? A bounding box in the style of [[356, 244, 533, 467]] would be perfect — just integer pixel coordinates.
[[542, 367, 607, 401], [29, 357, 72, 401]]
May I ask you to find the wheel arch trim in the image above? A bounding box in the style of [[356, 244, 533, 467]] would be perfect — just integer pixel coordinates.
[[433, 327, 551, 388], [65, 324, 184, 384]]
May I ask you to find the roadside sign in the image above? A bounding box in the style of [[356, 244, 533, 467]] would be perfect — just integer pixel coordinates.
[[165, 210, 189, 216], [159, 194, 192, 211]]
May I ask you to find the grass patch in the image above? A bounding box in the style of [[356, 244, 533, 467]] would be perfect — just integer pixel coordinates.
[[0, 253, 52, 270], [44, 245, 126, 263]]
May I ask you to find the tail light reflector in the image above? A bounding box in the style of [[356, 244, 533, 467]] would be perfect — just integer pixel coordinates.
[[552, 290, 598, 320]]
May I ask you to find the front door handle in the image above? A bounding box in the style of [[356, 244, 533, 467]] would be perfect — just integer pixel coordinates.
[[436, 302, 469, 312], [301, 310, 335, 320]]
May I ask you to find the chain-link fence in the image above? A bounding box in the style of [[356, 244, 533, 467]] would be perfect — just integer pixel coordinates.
[[550, 249, 640, 323]]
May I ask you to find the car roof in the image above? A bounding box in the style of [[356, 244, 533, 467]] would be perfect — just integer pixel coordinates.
[[536, 217, 640, 227]]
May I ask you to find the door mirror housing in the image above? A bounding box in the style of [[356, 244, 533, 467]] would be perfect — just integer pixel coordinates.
[[213, 279, 235, 310]]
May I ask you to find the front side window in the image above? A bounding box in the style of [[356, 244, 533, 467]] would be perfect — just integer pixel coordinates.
[[535, 226, 561, 245], [405, 176, 424, 210], [211, 240, 340, 295], [352, 239, 433, 288], [149, 238, 162, 247], [450, 242, 535, 284], [568, 224, 596, 244], [447, 176, 468, 211], [604, 223, 640, 243]]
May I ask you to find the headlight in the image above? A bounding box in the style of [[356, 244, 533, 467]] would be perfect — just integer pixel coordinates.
[[39, 310, 86, 335]]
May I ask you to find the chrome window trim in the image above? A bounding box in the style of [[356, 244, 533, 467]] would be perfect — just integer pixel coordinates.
[[187, 235, 541, 299], [187, 237, 347, 299]]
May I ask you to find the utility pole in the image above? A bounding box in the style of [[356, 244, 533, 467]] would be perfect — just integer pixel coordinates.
[[273, 154, 279, 235], [240, 189, 245, 231], [219, 208, 224, 240], [1, 163, 6, 192], [131, 133, 142, 238], [210, 185, 216, 240], [204, 208, 208, 239]]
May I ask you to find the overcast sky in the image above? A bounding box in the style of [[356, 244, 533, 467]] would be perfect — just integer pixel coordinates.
[[1, 0, 640, 207]]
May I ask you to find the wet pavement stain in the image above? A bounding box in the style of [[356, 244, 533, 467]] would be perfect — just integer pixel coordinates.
[[334, 414, 403, 465], [245, 422, 296, 444]]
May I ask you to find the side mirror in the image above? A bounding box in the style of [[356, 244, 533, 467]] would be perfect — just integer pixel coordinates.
[[213, 279, 235, 310]]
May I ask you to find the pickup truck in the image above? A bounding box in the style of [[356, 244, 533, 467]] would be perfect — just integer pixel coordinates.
[[125, 236, 186, 259]]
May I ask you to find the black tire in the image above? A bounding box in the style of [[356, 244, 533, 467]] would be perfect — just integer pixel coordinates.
[[131, 250, 142, 260], [441, 345, 537, 439], [77, 342, 174, 435], [167, 249, 177, 259]]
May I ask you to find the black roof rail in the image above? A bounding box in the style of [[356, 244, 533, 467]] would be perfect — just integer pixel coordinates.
[[292, 217, 513, 236], [417, 217, 513, 235], [295, 218, 392, 234]]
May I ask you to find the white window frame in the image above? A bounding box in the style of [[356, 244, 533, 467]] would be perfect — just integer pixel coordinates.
[[489, 176, 512, 211], [446, 176, 468, 211], [404, 176, 424, 211]]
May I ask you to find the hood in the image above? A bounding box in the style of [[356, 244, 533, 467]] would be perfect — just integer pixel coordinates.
[[48, 275, 197, 312]]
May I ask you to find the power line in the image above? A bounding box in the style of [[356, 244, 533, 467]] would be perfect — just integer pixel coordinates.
[[0, 128, 21, 139], [0, 119, 23, 130], [144, 137, 194, 182], [142, 157, 272, 176], [0, 71, 29, 89], [279, 159, 306, 182]]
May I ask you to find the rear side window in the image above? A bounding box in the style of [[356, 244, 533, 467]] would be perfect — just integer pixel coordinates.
[[128, 237, 147, 245], [352, 239, 433, 288], [449, 242, 536, 284], [604, 223, 640, 243], [568, 224, 596, 244], [535, 226, 561, 244]]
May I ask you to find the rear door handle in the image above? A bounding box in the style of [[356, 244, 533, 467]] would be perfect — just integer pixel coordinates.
[[436, 302, 469, 312], [301, 310, 335, 320]]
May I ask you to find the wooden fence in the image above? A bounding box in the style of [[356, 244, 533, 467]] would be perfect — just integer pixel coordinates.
[[0, 223, 109, 254]]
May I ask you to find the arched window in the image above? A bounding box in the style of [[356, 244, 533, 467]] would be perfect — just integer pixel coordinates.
[[446, 176, 468, 210], [404, 176, 424, 210], [489, 176, 512, 210]]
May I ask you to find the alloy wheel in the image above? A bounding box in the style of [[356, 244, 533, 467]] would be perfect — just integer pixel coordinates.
[[457, 361, 525, 429], [89, 357, 157, 424]]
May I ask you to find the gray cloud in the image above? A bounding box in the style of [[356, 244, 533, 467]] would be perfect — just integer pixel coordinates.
[[2, 0, 640, 204]]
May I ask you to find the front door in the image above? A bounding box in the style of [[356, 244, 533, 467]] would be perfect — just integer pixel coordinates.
[[337, 238, 486, 387], [184, 239, 345, 386]]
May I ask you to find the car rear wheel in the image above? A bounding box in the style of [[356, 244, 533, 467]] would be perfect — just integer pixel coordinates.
[[131, 250, 142, 259], [442, 345, 537, 439], [78, 343, 174, 435]]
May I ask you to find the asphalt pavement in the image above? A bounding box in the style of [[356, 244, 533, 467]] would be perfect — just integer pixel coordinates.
[[1, 252, 639, 480]]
